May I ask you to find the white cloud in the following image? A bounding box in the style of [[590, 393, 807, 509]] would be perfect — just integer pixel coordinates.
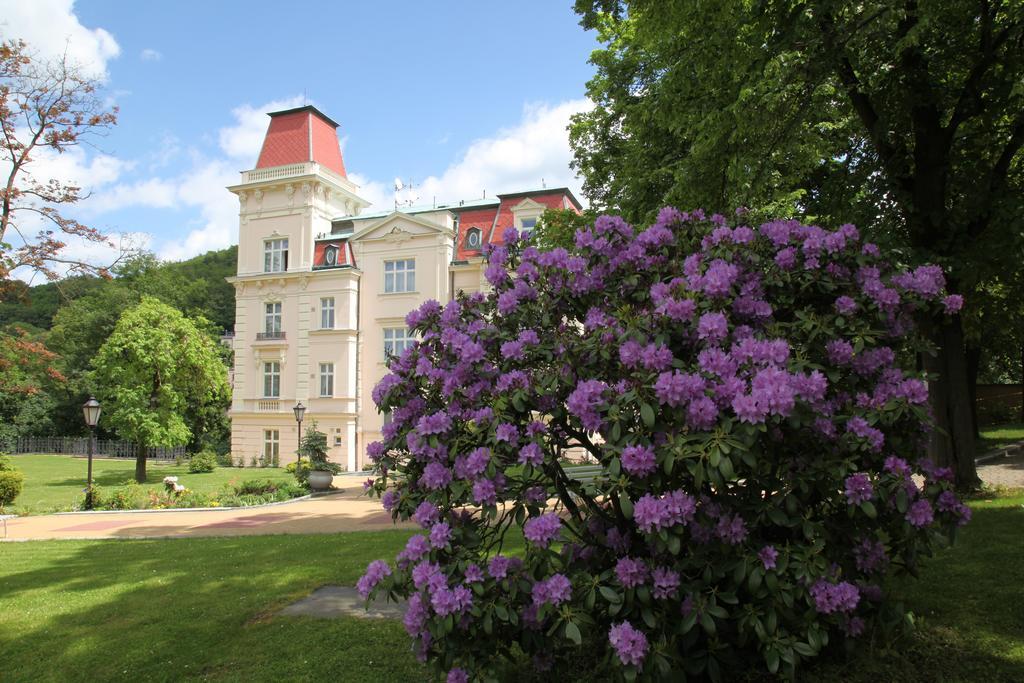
[[139, 48, 161, 61], [218, 96, 305, 162], [355, 99, 592, 213], [0, 0, 120, 78]]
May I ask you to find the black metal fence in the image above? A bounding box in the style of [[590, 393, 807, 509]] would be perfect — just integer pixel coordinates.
[[3, 437, 185, 460]]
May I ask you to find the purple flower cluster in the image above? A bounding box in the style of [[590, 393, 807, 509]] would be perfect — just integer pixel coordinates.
[[651, 567, 680, 599], [633, 490, 696, 533], [609, 621, 648, 667], [621, 444, 657, 476], [524, 513, 562, 547], [566, 379, 608, 431], [357, 560, 392, 599], [809, 579, 860, 614], [532, 573, 572, 606], [758, 545, 779, 570], [614, 557, 649, 588], [844, 473, 874, 505]]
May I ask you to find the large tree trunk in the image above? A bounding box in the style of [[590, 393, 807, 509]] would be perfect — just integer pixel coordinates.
[[966, 345, 981, 438], [922, 314, 981, 491], [135, 443, 148, 483]]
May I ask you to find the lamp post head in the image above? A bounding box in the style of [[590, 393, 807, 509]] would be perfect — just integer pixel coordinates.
[[82, 396, 101, 428], [293, 401, 306, 423]]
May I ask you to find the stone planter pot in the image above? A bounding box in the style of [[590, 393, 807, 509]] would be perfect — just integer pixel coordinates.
[[307, 470, 334, 491]]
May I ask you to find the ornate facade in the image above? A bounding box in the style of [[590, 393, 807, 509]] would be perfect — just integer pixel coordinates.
[[227, 106, 580, 468]]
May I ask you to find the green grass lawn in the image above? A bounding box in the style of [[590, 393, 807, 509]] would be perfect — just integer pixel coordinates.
[[978, 422, 1024, 453], [1, 492, 1022, 681], [5, 454, 294, 515]]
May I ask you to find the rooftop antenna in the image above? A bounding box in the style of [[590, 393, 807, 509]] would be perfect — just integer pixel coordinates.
[[541, 177, 546, 189], [394, 177, 419, 210]]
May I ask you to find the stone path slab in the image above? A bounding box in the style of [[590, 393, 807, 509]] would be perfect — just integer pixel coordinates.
[[279, 586, 406, 620]]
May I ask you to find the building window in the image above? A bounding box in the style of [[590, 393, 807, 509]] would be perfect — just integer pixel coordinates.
[[264, 238, 289, 273], [263, 361, 280, 398], [383, 327, 414, 359], [520, 217, 537, 230], [264, 302, 282, 335], [466, 228, 482, 249], [384, 259, 415, 293], [324, 244, 339, 266], [263, 429, 279, 460], [320, 362, 334, 397], [321, 297, 335, 329]]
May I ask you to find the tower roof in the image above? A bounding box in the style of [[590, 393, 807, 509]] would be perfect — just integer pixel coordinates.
[[255, 105, 347, 177]]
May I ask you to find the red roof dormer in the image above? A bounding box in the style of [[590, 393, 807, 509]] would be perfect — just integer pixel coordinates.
[[255, 105, 347, 177]]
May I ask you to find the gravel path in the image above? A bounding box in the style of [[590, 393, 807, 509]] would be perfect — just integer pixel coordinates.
[[978, 448, 1024, 489]]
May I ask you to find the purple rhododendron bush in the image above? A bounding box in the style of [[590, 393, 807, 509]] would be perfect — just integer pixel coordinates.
[[360, 208, 970, 681]]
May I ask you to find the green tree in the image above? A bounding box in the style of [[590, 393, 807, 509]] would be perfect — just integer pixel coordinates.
[[90, 297, 229, 482], [571, 0, 1024, 489]]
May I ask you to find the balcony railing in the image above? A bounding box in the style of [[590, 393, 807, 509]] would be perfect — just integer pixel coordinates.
[[257, 400, 281, 412], [239, 161, 349, 188], [255, 331, 286, 341]]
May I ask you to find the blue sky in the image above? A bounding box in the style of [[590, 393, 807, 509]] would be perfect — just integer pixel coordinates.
[[1, 0, 598, 268]]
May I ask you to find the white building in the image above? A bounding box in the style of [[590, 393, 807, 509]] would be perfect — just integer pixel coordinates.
[[227, 106, 580, 469]]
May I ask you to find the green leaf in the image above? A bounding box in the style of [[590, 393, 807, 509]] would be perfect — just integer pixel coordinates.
[[599, 586, 623, 603], [640, 402, 656, 428], [565, 620, 582, 645], [618, 494, 634, 519], [860, 500, 877, 518]]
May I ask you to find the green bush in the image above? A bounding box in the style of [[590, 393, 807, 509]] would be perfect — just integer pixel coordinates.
[[0, 469, 25, 506], [0, 453, 15, 471], [234, 479, 285, 496], [287, 457, 312, 486], [188, 450, 218, 473]]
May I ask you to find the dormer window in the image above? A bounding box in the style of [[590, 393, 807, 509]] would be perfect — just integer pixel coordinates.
[[324, 244, 339, 266], [520, 218, 537, 230], [466, 228, 482, 250]]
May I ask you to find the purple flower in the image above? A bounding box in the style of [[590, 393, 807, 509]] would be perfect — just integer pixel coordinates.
[[412, 502, 439, 528], [472, 478, 497, 505], [609, 621, 648, 667], [524, 513, 563, 547], [640, 343, 674, 371], [381, 490, 399, 511], [943, 294, 964, 314], [906, 499, 934, 527], [697, 311, 729, 343], [518, 442, 544, 466], [633, 490, 696, 533], [716, 513, 747, 544], [853, 538, 888, 573], [651, 567, 680, 599], [654, 371, 706, 407], [417, 411, 452, 435], [357, 560, 392, 599], [844, 473, 873, 505], [454, 447, 491, 480], [422, 463, 453, 491], [567, 379, 608, 431], [702, 259, 739, 297], [532, 573, 572, 606], [429, 522, 452, 549], [447, 668, 468, 683], [834, 296, 857, 315], [614, 557, 649, 588], [810, 579, 860, 614], [464, 564, 484, 583], [397, 534, 431, 566], [621, 444, 656, 477], [758, 545, 778, 570], [488, 555, 515, 579], [687, 396, 719, 430], [495, 422, 519, 443]]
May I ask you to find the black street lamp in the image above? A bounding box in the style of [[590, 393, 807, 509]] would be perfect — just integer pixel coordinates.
[[82, 396, 101, 509], [293, 401, 306, 465]]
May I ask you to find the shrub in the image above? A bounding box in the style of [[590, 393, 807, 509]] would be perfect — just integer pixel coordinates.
[[361, 210, 971, 681], [188, 450, 218, 473], [234, 478, 285, 496], [216, 451, 234, 467], [0, 469, 25, 507], [0, 453, 15, 471]]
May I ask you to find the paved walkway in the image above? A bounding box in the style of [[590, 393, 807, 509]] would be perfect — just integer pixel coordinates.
[[5, 451, 1023, 542], [1, 476, 413, 542]]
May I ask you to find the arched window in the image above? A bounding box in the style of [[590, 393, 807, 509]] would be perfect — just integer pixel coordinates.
[[466, 228, 482, 250]]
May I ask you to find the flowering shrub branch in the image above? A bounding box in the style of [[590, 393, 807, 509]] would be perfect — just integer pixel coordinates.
[[361, 209, 969, 681]]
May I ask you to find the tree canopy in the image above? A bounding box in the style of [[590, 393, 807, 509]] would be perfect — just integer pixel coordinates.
[[570, 0, 1024, 485], [90, 297, 229, 482]]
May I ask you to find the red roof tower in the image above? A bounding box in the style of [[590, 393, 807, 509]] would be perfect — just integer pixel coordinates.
[[255, 105, 347, 177]]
